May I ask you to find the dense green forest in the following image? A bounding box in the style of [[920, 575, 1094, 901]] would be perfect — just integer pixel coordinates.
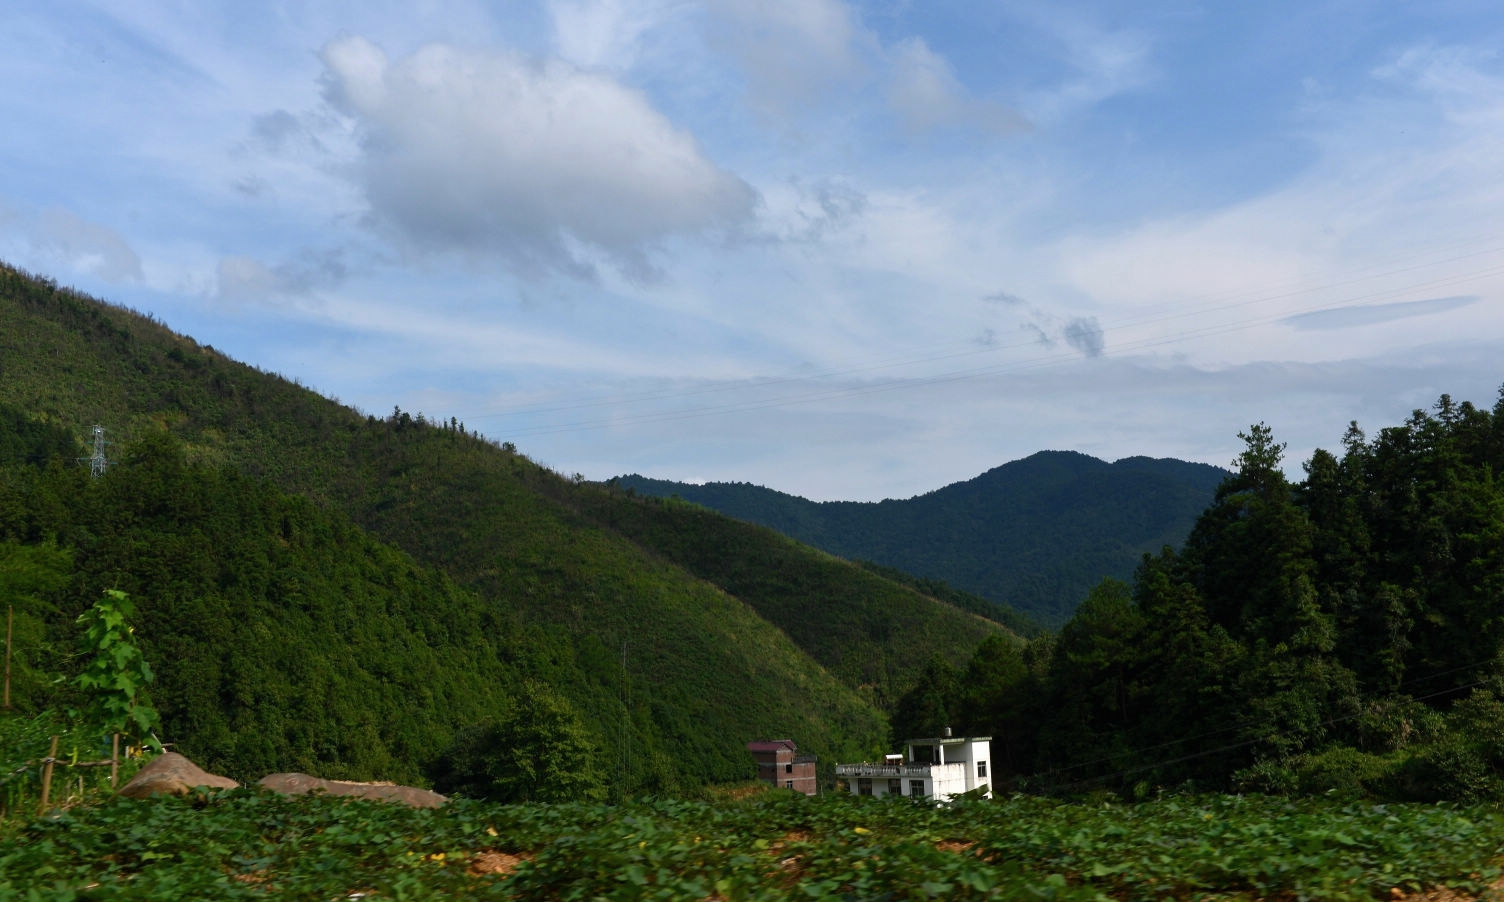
[[852, 561, 1046, 638], [618, 452, 1226, 626], [904, 392, 1504, 801], [0, 262, 1008, 794], [550, 484, 1013, 695], [1, 414, 529, 783]]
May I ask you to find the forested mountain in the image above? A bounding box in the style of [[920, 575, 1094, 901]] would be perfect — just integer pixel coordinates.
[[910, 394, 1504, 801], [618, 452, 1227, 626], [0, 263, 1006, 793]]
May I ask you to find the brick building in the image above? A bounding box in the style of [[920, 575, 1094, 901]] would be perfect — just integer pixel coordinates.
[[746, 739, 817, 795]]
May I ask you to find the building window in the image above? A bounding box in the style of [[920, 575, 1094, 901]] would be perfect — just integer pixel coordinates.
[[977, 760, 987, 778], [786, 763, 793, 773], [910, 780, 925, 797], [786, 781, 794, 789], [857, 778, 872, 796], [887, 779, 901, 795]]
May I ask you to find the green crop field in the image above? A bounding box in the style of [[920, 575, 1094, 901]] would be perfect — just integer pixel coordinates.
[[5, 789, 1504, 900]]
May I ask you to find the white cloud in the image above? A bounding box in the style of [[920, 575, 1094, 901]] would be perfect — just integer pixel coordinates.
[[1053, 39, 1504, 371], [29, 208, 144, 284], [887, 37, 1025, 135], [215, 249, 346, 304], [1282, 295, 1478, 331], [549, 0, 671, 70], [1057, 214, 1315, 311], [1374, 43, 1503, 103], [216, 256, 285, 302], [706, 0, 869, 117], [322, 34, 391, 111], [318, 35, 756, 279], [1012, 11, 1153, 123], [755, 177, 868, 244], [245, 108, 332, 157]]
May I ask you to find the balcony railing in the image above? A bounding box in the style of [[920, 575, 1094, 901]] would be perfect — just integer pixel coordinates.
[[834, 762, 963, 779]]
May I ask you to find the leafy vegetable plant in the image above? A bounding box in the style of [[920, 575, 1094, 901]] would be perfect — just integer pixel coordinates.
[[5, 790, 1504, 900]]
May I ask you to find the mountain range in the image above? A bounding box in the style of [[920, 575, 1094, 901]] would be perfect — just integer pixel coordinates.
[[618, 452, 1228, 626]]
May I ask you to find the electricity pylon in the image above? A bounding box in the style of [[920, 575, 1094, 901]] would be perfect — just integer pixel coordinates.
[[83, 424, 110, 477]]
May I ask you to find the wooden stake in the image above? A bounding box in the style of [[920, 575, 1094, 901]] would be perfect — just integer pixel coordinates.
[[111, 733, 120, 789], [39, 735, 58, 814], [4, 605, 12, 710]]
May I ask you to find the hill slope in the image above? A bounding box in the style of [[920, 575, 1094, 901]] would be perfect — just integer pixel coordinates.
[[0, 262, 1004, 789], [1, 415, 530, 784], [618, 451, 1227, 625]]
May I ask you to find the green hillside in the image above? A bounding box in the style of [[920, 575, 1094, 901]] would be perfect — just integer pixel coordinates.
[[1, 416, 530, 784], [551, 484, 1004, 706], [618, 451, 1226, 625], [0, 262, 1004, 792]]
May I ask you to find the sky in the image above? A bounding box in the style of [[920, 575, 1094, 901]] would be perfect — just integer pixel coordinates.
[[3, 1, 1503, 501]]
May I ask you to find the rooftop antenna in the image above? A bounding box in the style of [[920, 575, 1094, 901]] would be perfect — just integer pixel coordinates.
[[80, 425, 110, 477]]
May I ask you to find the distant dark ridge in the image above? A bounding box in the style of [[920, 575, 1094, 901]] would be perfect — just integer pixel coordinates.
[[617, 452, 1228, 626]]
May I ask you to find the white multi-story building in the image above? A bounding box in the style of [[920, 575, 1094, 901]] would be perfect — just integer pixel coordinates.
[[834, 730, 991, 801]]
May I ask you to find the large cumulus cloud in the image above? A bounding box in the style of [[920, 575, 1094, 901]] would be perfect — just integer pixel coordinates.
[[319, 35, 756, 279]]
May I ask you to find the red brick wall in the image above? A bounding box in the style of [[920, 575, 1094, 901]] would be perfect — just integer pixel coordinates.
[[750, 749, 817, 794]]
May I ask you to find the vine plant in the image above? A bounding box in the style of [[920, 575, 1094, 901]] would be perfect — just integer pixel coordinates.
[[71, 589, 160, 750]]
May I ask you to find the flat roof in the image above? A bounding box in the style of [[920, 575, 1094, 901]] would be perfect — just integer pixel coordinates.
[[905, 736, 992, 744]]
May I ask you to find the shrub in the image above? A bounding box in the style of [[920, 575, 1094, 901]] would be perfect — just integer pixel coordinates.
[[1294, 746, 1400, 798], [428, 681, 607, 803]]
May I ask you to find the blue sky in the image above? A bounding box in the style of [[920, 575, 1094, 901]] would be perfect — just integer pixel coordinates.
[[3, 1, 1502, 500]]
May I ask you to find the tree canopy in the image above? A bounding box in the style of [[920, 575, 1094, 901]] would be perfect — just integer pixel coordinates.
[[934, 390, 1504, 801]]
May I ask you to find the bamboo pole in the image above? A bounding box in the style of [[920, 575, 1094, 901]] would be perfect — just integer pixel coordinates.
[[38, 735, 58, 814], [111, 733, 120, 788]]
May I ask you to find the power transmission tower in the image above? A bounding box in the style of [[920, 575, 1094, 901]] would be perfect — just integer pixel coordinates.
[[80, 424, 110, 477]]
